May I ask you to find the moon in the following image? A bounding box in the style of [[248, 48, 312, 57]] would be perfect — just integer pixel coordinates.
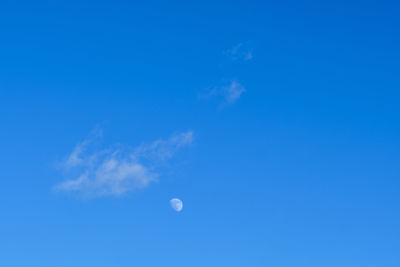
[[170, 198, 183, 212]]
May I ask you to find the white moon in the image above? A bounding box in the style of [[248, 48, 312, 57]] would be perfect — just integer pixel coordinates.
[[170, 198, 183, 212]]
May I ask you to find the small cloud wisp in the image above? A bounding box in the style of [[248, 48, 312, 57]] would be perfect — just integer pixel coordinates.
[[204, 80, 246, 106], [225, 43, 253, 61]]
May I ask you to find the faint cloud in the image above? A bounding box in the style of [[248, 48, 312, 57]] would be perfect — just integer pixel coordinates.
[[225, 43, 253, 61], [64, 128, 102, 168], [202, 80, 246, 106], [54, 130, 194, 198], [222, 81, 246, 104], [244, 51, 253, 60], [134, 131, 194, 161]]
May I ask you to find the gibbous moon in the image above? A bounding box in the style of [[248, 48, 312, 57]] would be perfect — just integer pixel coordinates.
[[170, 198, 183, 212]]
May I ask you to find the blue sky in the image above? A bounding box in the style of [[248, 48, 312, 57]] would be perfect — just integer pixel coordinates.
[[1, 0, 400, 266]]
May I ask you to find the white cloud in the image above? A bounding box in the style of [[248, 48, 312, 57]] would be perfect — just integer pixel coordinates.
[[54, 130, 193, 198], [223, 81, 246, 104], [64, 136, 89, 168], [134, 131, 194, 161], [225, 43, 253, 61], [206, 80, 246, 106], [64, 127, 103, 168]]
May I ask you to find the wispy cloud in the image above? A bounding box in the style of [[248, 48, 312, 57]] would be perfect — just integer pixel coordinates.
[[225, 43, 253, 61], [64, 128, 103, 168], [221, 81, 246, 104], [54, 130, 194, 198], [203, 80, 246, 106]]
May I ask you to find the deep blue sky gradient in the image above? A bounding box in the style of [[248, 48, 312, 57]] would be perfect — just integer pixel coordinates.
[[1, 1, 400, 266]]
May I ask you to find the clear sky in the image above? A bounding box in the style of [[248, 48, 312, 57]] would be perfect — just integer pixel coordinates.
[[1, 0, 400, 266]]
